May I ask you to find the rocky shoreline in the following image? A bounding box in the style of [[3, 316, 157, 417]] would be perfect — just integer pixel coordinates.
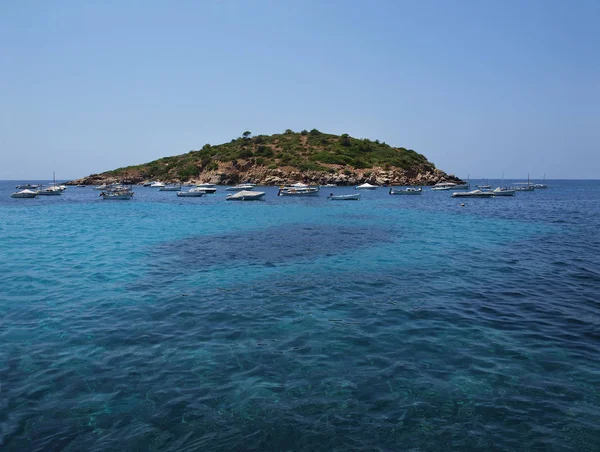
[[67, 165, 462, 187]]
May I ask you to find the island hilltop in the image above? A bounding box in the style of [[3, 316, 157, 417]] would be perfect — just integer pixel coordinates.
[[68, 129, 462, 186]]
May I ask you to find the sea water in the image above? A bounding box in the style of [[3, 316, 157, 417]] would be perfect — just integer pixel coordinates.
[[1, 180, 599, 450]]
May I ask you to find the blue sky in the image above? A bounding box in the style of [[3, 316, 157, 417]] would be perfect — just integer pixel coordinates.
[[1, 0, 598, 180]]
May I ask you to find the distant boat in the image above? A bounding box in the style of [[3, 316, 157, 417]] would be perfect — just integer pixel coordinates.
[[327, 193, 361, 200], [451, 189, 495, 198], [492, 187, 516, 196], [99, 181, 134, 200], [176, 187, 206, 197], [511, 175, 535, 191], [15, 183, 40, 189], [278, 183, 320, 196], [534, 174, 548, 189], [193, 184, 217, 194], [38, 172, 63, 196], [225, 184, 256, 192], [355, 183, 378, 190], [226, 190, 265, 201], [158, 185, 182, 191], [150, 181, 166, 188], [11, 189, 38, 198], [389, 187, 422, 195]]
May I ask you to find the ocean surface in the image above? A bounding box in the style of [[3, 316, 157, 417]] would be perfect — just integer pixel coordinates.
[[1, 179, 599, 451]]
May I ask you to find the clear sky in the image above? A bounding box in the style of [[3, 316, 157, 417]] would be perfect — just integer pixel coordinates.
[[1, 0, 598, 180]]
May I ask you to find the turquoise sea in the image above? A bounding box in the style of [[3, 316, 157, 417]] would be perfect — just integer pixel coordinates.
[[1, 180, 599, 451]]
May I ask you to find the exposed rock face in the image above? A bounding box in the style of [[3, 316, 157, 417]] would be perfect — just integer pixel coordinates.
[[68, 165, 461, 186]]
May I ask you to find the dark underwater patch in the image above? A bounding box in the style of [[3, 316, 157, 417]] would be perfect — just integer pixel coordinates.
[[151, 224, 396, 269]]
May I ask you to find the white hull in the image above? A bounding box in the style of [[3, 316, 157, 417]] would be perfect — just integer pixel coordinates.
[[11, 190, 38, 198], [226, 184, 255, 191], [159, 186, 182, 191], [226, 190, 265, 201], [452, 190, 494, 198], [389, 188, 422, 195]]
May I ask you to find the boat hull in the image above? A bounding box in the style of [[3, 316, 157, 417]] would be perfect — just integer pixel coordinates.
[[328, 194, 361, 200], [176, 191, 205, 197], [389, 188, 422, 195], [226, 191, 265, 201]]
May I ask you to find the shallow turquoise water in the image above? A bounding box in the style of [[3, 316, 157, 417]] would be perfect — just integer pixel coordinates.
[[1, 181, 599, 450]]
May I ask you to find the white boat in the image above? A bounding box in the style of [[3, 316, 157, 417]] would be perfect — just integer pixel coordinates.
[[100, 185, 134, 200], [100, 190, 134, 200], [534, 175, 548, 189], [492, 187, 516, 196], [15, 183, 40, 189], [176, 187, 206, 197], [389, 187, 422, 195], [193, 185, 217, 194], [432, 181, 470, 191], [226, 190, 265, 201], [11, 189, 38, 198], [278, 183, 320, 196], [150, 181, 166, 188], [431, 182, 455, 190], [355, 183, 378, 190], [451, 189, 495, 198], [225, 184, 255, 192], [95, 184, 108, 190], [159, 185, 182, 191], [327, 193, 361, 200]]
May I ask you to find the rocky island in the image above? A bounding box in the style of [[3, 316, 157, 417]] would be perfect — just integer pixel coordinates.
[[68, 129, 461, 186]]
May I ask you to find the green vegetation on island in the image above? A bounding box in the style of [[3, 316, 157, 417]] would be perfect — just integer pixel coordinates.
[[71, 129, 460, 186]]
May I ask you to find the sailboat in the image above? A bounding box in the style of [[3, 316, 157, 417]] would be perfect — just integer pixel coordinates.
[[534, 174, 548, 189], [38, 172, 64, 196], [493, 173, 516, 196], [511, 174, 534, 192]]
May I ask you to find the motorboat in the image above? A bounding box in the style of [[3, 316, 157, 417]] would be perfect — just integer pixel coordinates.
[[492, 187, 516, 196], [451, 189, 495, 198], [11, 189, 38, 198], [193, 184, 217, 194], [176, 187, 206, 197], [389, 187, 422, 195], [150, 181, 166, 188], [100, 186, 134, 200], [225, 184, 255, 192], [278, 183, 320, 196], [432, 181, 470, 191], [327, 193, 361, 200], [15, 183, 40, 189], [226, 190, 265, 201], [158, 185, 182, 191], [95, 184, 108, 190], [355, 183, 378, 190]]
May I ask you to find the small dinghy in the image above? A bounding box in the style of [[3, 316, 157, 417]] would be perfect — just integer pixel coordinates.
[[327, 193, 361, 201]]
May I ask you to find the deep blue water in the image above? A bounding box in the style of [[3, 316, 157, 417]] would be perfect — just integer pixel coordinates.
[[1, 180, 599, 451]]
